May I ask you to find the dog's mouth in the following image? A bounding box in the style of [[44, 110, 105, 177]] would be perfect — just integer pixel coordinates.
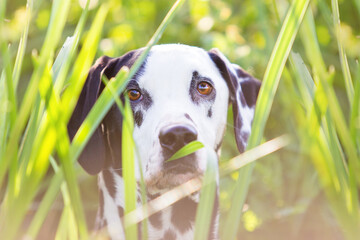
[[165, 162, 196, 174], [146, 155, 202, 192]]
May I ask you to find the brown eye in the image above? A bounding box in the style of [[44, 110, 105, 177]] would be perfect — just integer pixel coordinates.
[[128, 89, 141, 101], [197, 81, 213, 95]]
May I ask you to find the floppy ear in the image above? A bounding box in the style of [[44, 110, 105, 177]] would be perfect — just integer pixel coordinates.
[[208, 48, 261, 153], [68, 50, 143, 174]]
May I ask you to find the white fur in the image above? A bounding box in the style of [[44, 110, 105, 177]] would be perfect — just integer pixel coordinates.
[[99, 172, 125, 239]]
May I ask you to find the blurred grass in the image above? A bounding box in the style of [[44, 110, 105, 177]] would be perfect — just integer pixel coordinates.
[[0, 0, 359, 239], [222, 0, 310, 238]]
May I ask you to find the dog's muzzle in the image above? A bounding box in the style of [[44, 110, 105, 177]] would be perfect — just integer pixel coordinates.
[[146, 124, 201, 191]]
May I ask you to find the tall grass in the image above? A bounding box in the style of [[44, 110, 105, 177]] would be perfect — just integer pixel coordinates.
[[0, 0, 359, 240]]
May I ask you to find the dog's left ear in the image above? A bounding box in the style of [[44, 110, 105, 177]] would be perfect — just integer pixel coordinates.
[[208, 48, 261, 153], [68, 50, 143, 174]]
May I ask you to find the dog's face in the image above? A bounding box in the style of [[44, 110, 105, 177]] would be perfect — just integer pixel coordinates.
[[131, 45, 229, 192], [68, 44, 261, 194]]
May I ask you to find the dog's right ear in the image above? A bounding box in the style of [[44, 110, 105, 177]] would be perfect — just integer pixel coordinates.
[[68, 50, 142, 175], [208, 48, 261, 153]]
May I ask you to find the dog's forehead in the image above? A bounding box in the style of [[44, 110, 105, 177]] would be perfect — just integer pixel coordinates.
[[137, 45, 222, 90]]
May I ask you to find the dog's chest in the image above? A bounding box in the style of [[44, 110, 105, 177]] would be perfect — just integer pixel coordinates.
[[146, 207, 195, 240], [97, 170, 198, 240]]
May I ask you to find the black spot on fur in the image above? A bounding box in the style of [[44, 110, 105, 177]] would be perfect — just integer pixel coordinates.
[[147, 193, 160, 200], [233, 107, 244, 153], [209, 193, 219, 240], [240, 78, 261, 107], [141, 89, 153, 110], [102, 170, 116, 199], [118, 206, 124, 217], [137, 222, 143, 240], [134, 111, 144, 127], [171, 197, 197, 233], [113, 168, 122, 177], [162, 230, 176, 240], [99, 189, 104, 219], [207, 107, 212, 118], [149, 211, 163, 229], [147, 193, 162, 229], [238, 91, 247, 107], [185, 113, 193, 122], [215, 140, 223, 152]]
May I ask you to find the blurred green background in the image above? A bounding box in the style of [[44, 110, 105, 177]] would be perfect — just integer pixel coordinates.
[[2, 0, 359, 239]]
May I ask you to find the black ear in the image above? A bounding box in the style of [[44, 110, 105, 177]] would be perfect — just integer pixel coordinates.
[[208, 48, 261, 153], [68, 50, 143, 174]]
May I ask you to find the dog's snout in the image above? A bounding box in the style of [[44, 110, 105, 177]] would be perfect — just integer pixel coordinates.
[[159, 125, 198, 154]]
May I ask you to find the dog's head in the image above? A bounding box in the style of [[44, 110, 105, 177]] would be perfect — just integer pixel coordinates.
[[68, 44, 260, 193]]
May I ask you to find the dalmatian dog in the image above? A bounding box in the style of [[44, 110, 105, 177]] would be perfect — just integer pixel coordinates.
[[68, 44, 260, 240]]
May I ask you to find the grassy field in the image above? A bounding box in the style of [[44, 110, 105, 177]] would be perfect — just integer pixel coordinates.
[[0, 0, 359, 239]]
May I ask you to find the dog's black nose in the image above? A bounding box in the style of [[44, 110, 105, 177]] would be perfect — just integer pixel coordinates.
[[159, 125, 198, 154]]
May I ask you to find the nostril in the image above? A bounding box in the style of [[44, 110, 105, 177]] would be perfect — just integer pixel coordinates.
[[184, 132, 197, 144], [161, 132, 176, 147]]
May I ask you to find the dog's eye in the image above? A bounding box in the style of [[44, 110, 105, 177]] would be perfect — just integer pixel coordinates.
[[197, 81, 213, 95], [128, 89, 142, 101]]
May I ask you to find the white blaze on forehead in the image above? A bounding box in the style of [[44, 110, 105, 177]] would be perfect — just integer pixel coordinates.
[[139, 45, 222, 101]]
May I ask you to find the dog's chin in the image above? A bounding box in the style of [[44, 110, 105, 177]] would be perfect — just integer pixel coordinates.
[[146, 162, 202, 194]]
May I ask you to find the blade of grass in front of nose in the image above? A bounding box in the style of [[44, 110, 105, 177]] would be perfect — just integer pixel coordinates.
[[167, 141, 204, 162]]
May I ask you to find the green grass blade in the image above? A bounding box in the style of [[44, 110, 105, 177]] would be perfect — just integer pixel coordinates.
[[0, 0, 6, 46], [322, 83, 360, 183], [52, 36, 76, 82], [353, 0, 360, 16], [1, 43, 16, 129], [193, 149, 218, 240], [0, 73, 7, 158], [221, 0, 310, 239], [300, 8, 329, 81], [0, 42, 18, 202], [0, 0, 71, 189], [331, 0, 354, 106], [25, 156, 62, 239], [12, 0, 33, 88], [350, 64, 360, 144], [167, 141, 204, 162], [249, 0, 310, 148], [122, 98, 137, 240], [53, 2, 90, 94], [0, 67, 56, 240], [294, 5, 360, 238], [60, 4, 110, 123]]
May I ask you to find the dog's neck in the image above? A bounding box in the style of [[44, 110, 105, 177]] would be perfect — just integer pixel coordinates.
[[96, 168, 219, 240]]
